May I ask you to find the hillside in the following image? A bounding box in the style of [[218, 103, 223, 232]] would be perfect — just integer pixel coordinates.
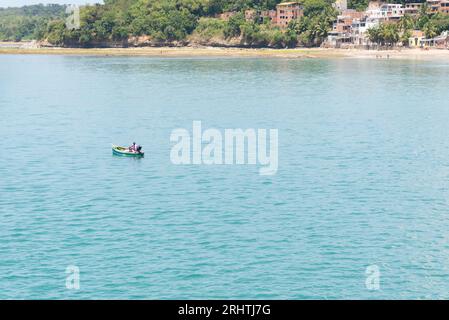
[[0, 4, 66, 41], [1, 0, 448, 48], [0, 0, 338, 48]]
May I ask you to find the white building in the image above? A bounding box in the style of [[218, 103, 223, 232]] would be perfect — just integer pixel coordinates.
[[366, 3, 404, 21], [351, 17, 380, 45]]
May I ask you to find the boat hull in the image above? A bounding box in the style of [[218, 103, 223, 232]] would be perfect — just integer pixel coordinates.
[[112, 145, 144, 157]]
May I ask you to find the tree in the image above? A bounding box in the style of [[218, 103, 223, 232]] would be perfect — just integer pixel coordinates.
[[398, 14, 414, 33], [416, 2, 430, 30], [0, 4, 65, 41], [0, 0, 343, 48], [367, 25, 383, 46], [400, 29, 412, 46], [288, 0, 337, 47], [348, 0, 369, 12], [224, 12, 245, 38], [367, 23, 400, 48], [46, 20, 66, 45], [423, 21, 437, 39], [430, 13, 449, 35], [381, 23, 399, 47]]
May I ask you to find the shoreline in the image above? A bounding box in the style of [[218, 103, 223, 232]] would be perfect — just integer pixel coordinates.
[[1, 44, 449, 60]]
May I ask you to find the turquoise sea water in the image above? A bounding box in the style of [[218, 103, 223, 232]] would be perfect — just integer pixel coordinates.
[[1, 55, 449, 299]]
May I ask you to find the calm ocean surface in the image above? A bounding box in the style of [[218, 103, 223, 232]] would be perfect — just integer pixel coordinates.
[[1, 55, 449, 299]]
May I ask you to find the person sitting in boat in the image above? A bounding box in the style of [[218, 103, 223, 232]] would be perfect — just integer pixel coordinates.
[[129, 142, 137, 152], [136, 145, 142, 154]]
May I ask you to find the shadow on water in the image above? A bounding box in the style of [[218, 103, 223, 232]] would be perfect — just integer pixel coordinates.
[[112, 153, 144, 160]]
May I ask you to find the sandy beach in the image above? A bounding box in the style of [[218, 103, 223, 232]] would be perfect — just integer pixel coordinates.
[[1, 42, 449, 60]]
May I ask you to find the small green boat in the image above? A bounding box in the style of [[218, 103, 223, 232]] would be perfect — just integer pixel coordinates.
[[112, 144, 144, 157]]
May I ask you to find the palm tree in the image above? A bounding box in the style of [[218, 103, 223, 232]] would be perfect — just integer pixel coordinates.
[[417, 2, 430, 30], [419, 2, 430, 18], [398, 15, 414, 47], [313, 18, 330, 45], [398, 14, 414, 33], [367, 25, 382, 46], [423, 22, 438, 39], [400, 29, 412, 47], [381, 24, 399, 47]]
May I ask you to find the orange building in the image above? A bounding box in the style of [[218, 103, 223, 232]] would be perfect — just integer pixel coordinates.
[[333, 9, 365, 33], [440, 0, 449, 13], [245, 9, 277, 23], [275, 2, 304, 28], [427, 0, 449, 13]]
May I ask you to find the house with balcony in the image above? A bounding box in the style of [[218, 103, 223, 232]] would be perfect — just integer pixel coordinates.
[[327, 9, 368, 47], [427, 0, 442, 13], [404, 3, 423, 16], [439, 0, 449, 13], [351, 17, 380, 45], [366, 3, 404, 21]]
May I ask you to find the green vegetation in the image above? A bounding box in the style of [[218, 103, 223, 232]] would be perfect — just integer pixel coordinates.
[[424, 13, 449, 36], [348, 0, 369, 11], [367, 14, 417, 47], [366, 23, 400, 46], [289, 0, 337, 46], [192, 17, 227, 41], [0, 4, 65, 41], [211, 0, 282, 12], [0, 0, 336, 48], [239, 20, 299, 47], [1, 0, 449, 48], [367, 11, 449, 47]]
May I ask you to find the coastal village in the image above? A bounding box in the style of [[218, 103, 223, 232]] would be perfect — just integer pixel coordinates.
[[216, 0, 449, 49], [327, 0, 449, 48], [1, 1, 449, 51]]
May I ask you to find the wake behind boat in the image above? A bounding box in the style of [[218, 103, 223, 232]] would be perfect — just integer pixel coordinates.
[[112, 144, 144, 157]]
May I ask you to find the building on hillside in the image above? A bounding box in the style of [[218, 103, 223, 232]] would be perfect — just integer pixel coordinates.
[[326, 2, 413, 48], [261, 10, 276, 22], [333, 14, 353, 34], [351, 17, 380, 45], [366, 3, 404, 21], [326, 0, 449, 48], [408, 30, 425, 47], [245, 9, 277, 23], [422, 0, 449, 14], [439, 0, 449, 13], [327, 9, 368, 47], [404, 3, 423, 15], [326, 31, 353, 47], [333, 9, 366, 33], [275, 2, 304, 28], [244, 2, 302, 27], [262, 10, 278, 22], [427, 0, 442, 12]]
